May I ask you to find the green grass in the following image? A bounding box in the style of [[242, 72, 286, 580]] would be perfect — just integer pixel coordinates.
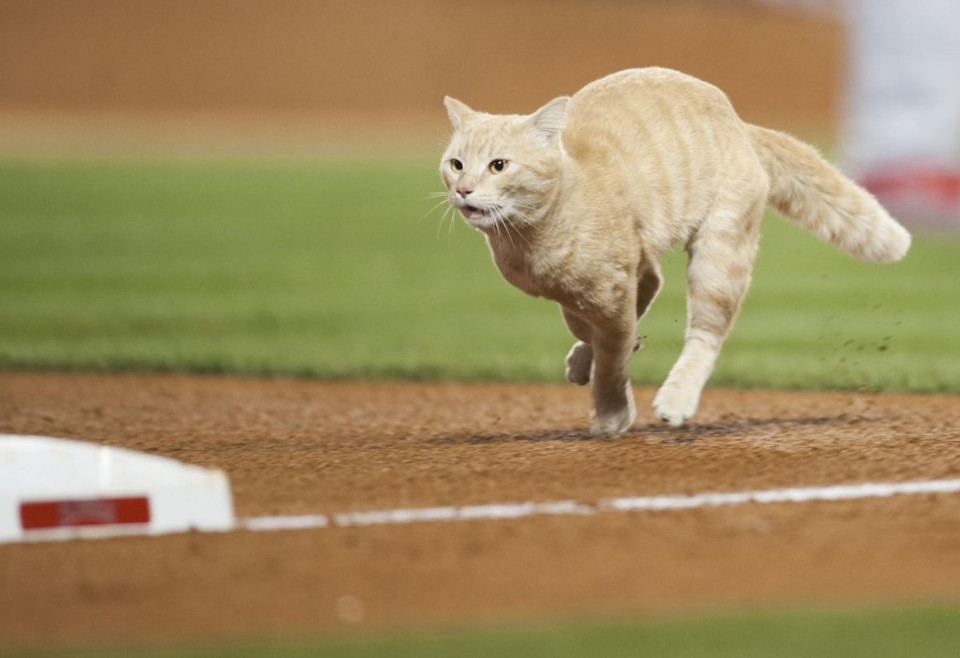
[[1, 157, 958, 391], [6, 606, 960, 657]]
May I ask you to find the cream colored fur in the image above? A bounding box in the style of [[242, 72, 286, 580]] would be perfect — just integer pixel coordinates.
[[440, 67, 910, 436]]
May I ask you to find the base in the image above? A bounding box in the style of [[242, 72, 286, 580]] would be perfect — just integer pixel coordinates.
[[0, 434, 235, 543]]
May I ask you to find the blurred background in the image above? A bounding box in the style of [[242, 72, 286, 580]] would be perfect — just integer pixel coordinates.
[[0, 0, 843, 156]]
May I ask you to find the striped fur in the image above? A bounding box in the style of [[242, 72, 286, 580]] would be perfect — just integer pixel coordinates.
[[440, 68, 910, 436], [749, 125, 911, 262]]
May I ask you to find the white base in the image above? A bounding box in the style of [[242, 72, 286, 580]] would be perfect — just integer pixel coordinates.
[[0, 434, 235, 543]]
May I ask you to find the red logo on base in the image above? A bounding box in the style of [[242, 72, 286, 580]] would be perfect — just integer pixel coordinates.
[[19, 496, 151, 530]]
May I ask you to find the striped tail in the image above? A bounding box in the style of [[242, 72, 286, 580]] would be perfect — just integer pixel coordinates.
[[748, 124, 911, 263]]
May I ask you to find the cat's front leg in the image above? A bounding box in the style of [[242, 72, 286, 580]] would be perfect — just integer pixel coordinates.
[[565, 342, 593, 386], [588, 322, 637, 437], [561, 307, 593, 385]]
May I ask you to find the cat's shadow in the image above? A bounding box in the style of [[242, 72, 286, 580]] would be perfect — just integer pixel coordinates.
[[432, 414, 880, 446]]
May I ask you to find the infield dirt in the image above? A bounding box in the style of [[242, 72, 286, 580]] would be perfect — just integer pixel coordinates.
[[2, 372, 960, 647]]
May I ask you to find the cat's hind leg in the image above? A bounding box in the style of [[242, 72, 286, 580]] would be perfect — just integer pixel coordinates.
[[653, 199, 763, 426]]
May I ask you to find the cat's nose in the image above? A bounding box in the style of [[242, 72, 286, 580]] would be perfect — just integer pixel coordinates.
[[455, 186, 473, 198]]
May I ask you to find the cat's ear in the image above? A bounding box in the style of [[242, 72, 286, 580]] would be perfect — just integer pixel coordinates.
[[444, 96, 475, 130], [529, 96, 570, 146]]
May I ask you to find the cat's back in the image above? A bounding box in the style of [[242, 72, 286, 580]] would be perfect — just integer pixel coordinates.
[[561, 68, 760, 252], [571, 67, 726, 112], [563, 67, 745, 163]]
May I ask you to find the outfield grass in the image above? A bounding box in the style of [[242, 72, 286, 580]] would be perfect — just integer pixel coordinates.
[[6, 606, 960, 658], [1, 157, 958, 391]]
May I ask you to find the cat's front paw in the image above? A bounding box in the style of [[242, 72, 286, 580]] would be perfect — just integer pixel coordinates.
[[590, 397, 636, 437], [652, 384, 700, 427], [565, 341, 593, 386]]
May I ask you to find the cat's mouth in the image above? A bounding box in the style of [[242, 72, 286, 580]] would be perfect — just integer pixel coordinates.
[[455, 202, 497, 228], [449, 194, 503, 229], [460, 205, 489, 221]]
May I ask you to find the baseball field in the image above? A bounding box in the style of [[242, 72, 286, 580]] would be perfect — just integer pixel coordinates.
[[1, 156, 960, 657], [2, 1, 960, 655]]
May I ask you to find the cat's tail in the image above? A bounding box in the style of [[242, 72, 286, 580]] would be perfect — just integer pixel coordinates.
[[748, 124, 911, 263]]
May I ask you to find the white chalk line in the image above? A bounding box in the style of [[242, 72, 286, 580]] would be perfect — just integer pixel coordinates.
[[240, 477, 960, 533]]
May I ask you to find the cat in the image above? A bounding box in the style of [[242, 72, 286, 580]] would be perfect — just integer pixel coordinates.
[[439, 67, 910, 437]]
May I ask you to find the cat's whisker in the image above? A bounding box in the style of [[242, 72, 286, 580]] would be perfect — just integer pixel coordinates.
[[490, 209, 506, 245], [419, 192, 463, 244], [438, 204, 455, 241], [488, 206, 508, 246], [435, 209, 447, 240], [508, 200, 543, 217], [495, 207, 531, 248], [501, 213, 526, 248], [509, 220, 531, 247], [446, 205, 458, 244], [491, 206, 521, 249], [497, 213, 513, 247], [510, 201, 541, 213], [420, 191, 452, 210], [425, 199, 450, 237], [420, 197, 452, 225], [503, 202, 541, 231]]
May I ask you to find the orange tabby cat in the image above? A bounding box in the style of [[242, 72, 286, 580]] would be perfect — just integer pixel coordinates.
[[440, 68, 910, 436]]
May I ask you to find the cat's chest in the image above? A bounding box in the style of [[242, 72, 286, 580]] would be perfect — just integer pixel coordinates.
[[488, 241, 579, 303], [496, 257, 547, 297]]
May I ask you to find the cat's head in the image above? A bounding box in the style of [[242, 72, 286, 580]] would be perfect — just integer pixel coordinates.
[[440, 95, 570, 232]]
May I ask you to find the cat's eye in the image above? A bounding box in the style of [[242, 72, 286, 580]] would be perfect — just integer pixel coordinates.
[[450, 159, 464, 172], [489, 159, 508, 173]]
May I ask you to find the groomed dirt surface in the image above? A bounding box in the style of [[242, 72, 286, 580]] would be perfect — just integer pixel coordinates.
[[3, 372, 960, 648]]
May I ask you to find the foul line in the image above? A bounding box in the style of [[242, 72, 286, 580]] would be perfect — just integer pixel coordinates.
[[240, 477, 960, 532]]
